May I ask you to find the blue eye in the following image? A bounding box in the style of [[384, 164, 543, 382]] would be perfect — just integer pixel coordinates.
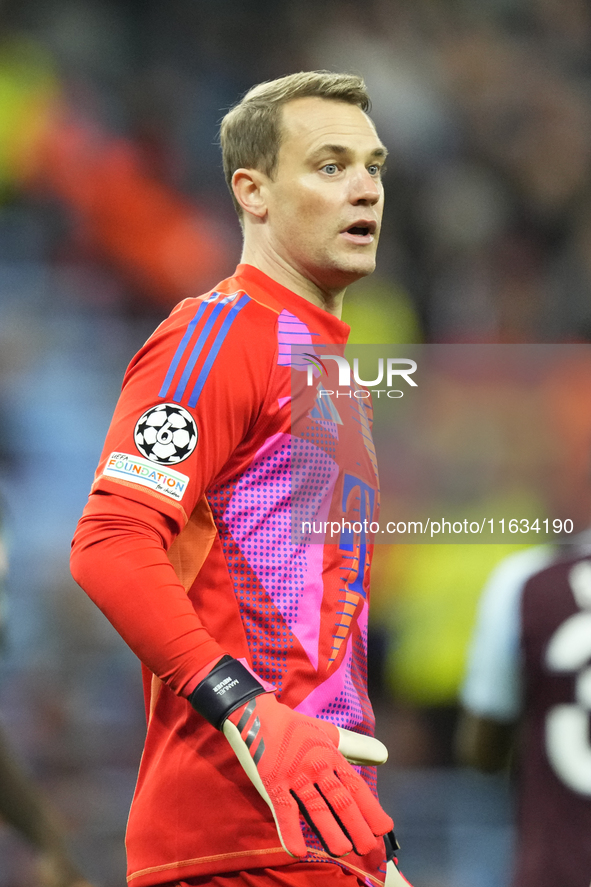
[[322, 164, 339, 175], [368, 164, 381, 176]]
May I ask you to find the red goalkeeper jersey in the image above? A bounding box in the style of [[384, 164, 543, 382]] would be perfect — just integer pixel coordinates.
[[71, 264, 387, 887]]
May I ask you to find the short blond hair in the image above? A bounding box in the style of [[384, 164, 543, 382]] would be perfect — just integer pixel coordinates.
[[220, 70, 371, 216]]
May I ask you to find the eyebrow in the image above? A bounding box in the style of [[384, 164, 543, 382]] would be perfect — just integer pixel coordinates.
[[308, 143, 389, 162]]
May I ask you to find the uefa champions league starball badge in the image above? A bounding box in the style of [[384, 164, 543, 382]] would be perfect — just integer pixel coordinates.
[[134, 403, 198, 464]]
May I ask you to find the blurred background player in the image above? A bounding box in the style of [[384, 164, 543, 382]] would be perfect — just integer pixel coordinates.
[[0, 723, 94, 887], [457, 539, 591, 887], [0, 513, 94, 887]]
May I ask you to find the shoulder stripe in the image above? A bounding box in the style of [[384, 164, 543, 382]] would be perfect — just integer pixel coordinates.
[[159, 291, 251, 404], [172, 295, 237, 402], [187, 293, 251, 407], [159, 292, 221, 399]]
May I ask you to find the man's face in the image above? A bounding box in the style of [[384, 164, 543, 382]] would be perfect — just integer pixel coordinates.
[[263, 96, 387, 292]]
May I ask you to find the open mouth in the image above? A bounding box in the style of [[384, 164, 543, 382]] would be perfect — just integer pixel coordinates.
[[341, 221, 376, 243]]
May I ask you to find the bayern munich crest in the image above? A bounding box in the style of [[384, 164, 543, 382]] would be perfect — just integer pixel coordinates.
[[134, 403, 198, 465]]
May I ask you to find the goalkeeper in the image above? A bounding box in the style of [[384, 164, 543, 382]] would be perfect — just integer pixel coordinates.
[[71, 71, 410, 887]]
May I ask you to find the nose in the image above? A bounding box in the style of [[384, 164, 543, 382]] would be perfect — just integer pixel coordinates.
[[350, 166, 382, 206]]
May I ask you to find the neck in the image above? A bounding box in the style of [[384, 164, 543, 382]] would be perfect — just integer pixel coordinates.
[[240, 241, 345, 319]]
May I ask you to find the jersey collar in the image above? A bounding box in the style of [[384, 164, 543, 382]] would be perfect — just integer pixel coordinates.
[[234, 263, 350, 345]]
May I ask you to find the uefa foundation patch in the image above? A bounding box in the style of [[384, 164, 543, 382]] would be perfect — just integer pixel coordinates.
[[103, 452, 189, 501]]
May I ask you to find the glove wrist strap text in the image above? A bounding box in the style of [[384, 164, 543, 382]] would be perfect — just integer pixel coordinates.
[[188, 655, 266, 730]]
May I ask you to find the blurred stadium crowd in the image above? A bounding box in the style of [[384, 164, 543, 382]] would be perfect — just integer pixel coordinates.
[[1, 0, 591, 885]]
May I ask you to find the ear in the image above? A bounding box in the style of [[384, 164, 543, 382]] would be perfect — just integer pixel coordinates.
[[232, 168, 268, 220]]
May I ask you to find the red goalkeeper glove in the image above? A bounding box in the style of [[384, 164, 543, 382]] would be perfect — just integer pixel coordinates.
[[189, 656, 394, 859]]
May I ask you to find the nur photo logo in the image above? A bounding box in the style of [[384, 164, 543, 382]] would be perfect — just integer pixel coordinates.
[[302, 352, 418, 398]]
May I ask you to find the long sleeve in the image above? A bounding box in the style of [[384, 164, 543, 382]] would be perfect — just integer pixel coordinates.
[[71, 490, 224, 697]]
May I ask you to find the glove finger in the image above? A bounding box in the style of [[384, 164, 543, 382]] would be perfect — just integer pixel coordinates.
[[268, 787, 310, 858], [337, 728, 388, 765], [336, 765, 394, 836], [315, 775, 381, 857], [290, 786, 353, 858]]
